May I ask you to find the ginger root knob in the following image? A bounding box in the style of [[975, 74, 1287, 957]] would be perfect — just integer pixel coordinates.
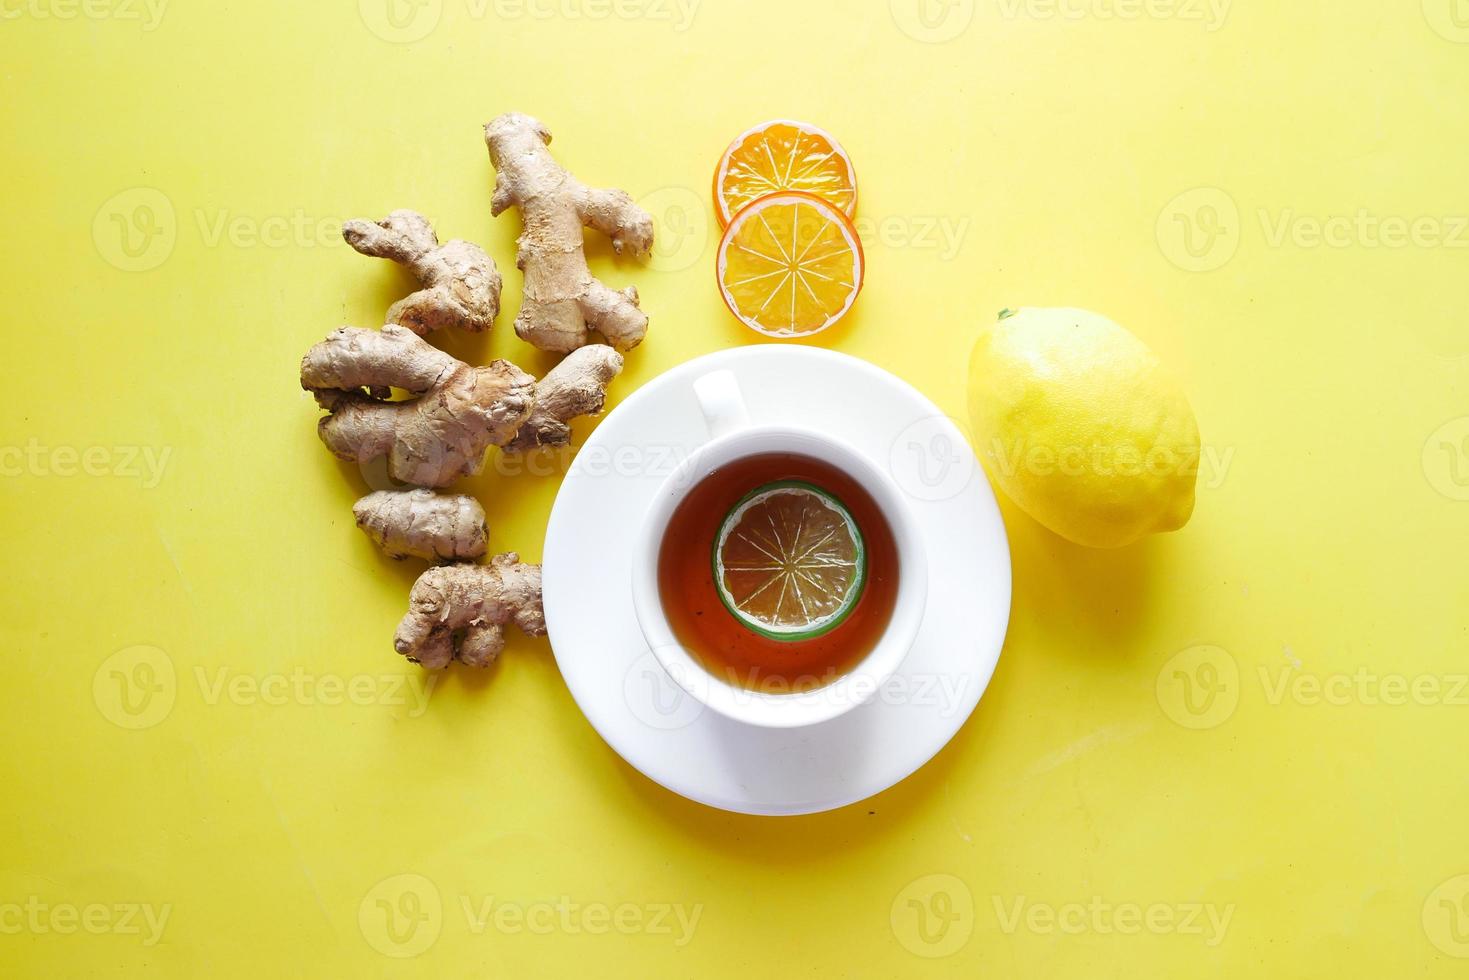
[[353, 489, 488, 562], [394, 555, 546, 669], [343, 210, 501, 336], [485, 112, 654, 353], [505, 345, 624, 453], [300, 325, 535, 488]]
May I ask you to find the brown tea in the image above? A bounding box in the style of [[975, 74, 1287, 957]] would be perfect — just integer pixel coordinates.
[[656, 452, 900, 694]]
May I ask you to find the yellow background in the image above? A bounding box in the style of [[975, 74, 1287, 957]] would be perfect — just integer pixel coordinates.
[[3, 0, 1468, 975]]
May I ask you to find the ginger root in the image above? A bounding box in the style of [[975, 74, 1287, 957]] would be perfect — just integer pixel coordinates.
[[301, 325, 622, 485], [394, 554, 546, 668], [505, 344, 623, 453], [301, 325, 535, 487], [343, 210, 501, 336], [354, 489, 488, 562], [485, 112, 654, 353], [305, 117, 645, 674]]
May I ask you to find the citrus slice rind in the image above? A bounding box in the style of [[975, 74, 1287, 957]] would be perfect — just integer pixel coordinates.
[[714, 119, 858, 227], [716, 191, 865, 338], [713, 480, 867, 642]]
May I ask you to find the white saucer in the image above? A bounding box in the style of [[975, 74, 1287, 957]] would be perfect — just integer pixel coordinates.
[[542, 345, 1011, 815]]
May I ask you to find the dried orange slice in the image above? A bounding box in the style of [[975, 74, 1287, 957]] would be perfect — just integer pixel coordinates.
[[714, 120, 857, 227], [716, 191, 864, 338]]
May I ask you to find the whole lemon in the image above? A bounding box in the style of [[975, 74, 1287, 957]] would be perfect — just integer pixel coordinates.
[[967, 307, 1200, 548]]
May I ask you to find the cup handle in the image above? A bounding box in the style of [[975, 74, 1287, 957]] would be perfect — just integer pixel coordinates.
[[692, 369, 750, 440]]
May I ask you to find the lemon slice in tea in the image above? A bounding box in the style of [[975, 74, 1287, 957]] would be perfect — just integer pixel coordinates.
[[713, 481, 867, 641]]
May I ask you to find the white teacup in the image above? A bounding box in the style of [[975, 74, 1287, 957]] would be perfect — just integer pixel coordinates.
[[629, 369, 929, 729]]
